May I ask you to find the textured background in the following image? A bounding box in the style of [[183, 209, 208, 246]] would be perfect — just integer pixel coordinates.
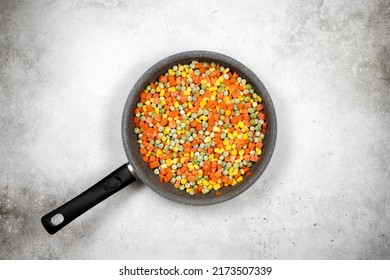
[[0, 0, 389, 259]]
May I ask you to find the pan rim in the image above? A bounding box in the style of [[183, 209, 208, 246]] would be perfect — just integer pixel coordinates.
[[122, 50, 277, 205]]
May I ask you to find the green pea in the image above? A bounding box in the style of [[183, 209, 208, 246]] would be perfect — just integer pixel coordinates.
[[260, 133, 265, 139], [134, 127, 141, 134]]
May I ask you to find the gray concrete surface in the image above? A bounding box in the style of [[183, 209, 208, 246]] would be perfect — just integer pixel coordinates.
[[0, 0, 389, 259]]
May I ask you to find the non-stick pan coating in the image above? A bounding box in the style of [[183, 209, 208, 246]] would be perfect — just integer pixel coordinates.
[[122, 51, 277, 205]]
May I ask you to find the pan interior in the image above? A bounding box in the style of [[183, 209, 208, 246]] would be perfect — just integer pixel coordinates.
[[122, 51, 277, 205]]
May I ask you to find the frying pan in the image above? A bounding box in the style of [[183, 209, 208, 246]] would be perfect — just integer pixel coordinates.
[[41, 51, 277, 234]]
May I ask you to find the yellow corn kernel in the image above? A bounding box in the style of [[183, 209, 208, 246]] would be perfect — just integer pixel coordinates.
[[225, 110, 231, 116], [168, 69, 175, 76], [173, 101, 179, 108], [227, 133, 234, 140], [161, 99, 166, 105], [154, 107, 159, 115], [256, 148, 262, 155], [214, 148, 221, 153], [237, 121, 245, 128], [183, 90, 190, 96], [145, 100, 151, 106], [241, 133, 248, 140], [239, 150, 245, 156], [160, 163, 167, 169], [201, 79, 207, 85], [257, 96, 262, 102], [231, 150, 237, 156], [223, 68, 230, 74], [242, 126, 249, 133], [156, 86, 161, 92], [188, 102, 193, 108], [181, 178, 187, 185], [225, 145, 232, 151], [173, 146, 179, 153], [223, 140, 229, 146], [232, 179, 237, 186], [203, 180, 209, 186], [181, 72, 187, 77], [200, 100, 207, 108], [168, 87, 175, 92], [166, 159, 172, 166], [180, 157, 187, 163]]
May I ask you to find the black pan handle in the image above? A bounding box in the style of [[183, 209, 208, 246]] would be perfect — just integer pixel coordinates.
[[41, 163, 136, 234]]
